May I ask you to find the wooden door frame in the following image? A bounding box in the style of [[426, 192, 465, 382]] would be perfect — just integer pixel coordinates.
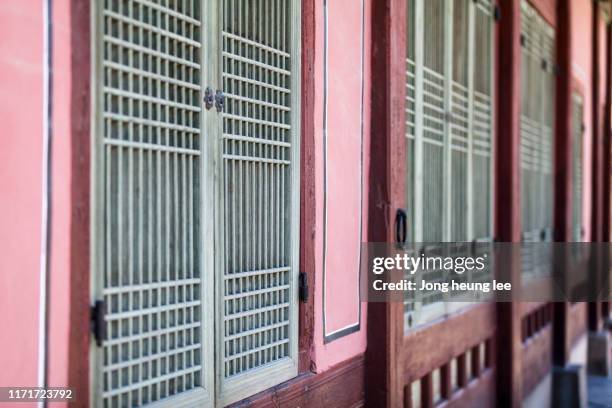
[[366, 1, 498, 407], [68, 0, 319, 405], [551, 0, 573, 368], [588, 0, 610, 331], [495, 0, 523, 405], [69, 0, 93, 405], [364, 0, 407, 406], [298, 0, 317, 374]]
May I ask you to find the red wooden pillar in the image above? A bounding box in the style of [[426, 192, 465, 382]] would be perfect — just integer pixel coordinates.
[[588, 0, 606, 332], [365, 0, 407, 406], [552, 0, 572, 367], [495, 0, 523, 406], [602, 20, 612, 320], [603, 22, 612, 246], [298, 0, 317, 374], [67, 0, 92, 403]]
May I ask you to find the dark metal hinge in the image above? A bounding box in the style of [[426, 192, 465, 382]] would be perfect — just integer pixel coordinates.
[[494, 5, 501, 21], [215, 90, 225, 112], [91, 300, 106, 347], [395, 208, 407, 248], [299, 272, 309, 303]]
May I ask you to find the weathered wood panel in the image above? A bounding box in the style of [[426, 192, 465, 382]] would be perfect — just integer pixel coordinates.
[[231, 354, 365, 408]]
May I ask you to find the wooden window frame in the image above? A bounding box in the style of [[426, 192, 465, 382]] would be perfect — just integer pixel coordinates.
[[213, 0, 303, 403], [367, 1, 497, 407], [519, 0, 557, 245], [404, 0, 497, 330], [298, 0, 316, 375], [570, 89, 585, 243], [67, 0, 317, 405]]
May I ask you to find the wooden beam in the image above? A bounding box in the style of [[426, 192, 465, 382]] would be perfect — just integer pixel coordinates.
[[521, 326, 553, 398], [589, 0, 605, 332], [365, 0, 407, 406], [553, 0, 573, 245], [231, 354, 365, 407], [552, 0, 572, 367], [400, 303, 496, 383], [298, 0, 316, 374], [68, 0, 92, 404], [495, 0, 523, 406], [603, 22, 612, 244], [601, 19, 612, 320]]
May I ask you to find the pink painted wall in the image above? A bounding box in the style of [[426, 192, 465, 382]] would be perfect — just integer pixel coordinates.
[[312, 0, 371, 372], [570, 0, 593, 241], [0, 0, 44, 394], [46, 0, 75, 394], [0, 0, 75, 401]]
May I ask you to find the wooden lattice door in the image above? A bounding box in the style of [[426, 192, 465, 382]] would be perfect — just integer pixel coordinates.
[[91, 1, 301, 406]]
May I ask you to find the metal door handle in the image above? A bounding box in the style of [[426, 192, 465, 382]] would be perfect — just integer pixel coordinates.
[[215, 90, 225, 112], [203, 86, 214, 110], [395, 209, 407, 246]]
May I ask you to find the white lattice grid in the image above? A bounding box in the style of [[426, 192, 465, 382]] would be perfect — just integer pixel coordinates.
[[98, 0, 205, 407], [220, 0, 294, 383], [404, 0, 495, 330], [519, 0, 555, 279]]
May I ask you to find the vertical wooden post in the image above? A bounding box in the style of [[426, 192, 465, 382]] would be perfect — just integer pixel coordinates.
[[365, 0, 407, 406], [588, 0, 604, 332], [495, 0, 523, 406], [298, 0, 316, 374], [603, 22, 612, 245], [440, 362, 452, 400], [601, 21, 611, 320], [68, 0, 92, 403], [420, 372, 434, 408], [471, 345, 482, 378], [552, 0, 572, 367], [457, 353, 467, 389]]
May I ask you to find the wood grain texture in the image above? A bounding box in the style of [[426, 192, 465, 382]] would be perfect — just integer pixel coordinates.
[[495, 2, 523, 405], [568, 302, 588, 349], [554, 0, 573, 244], [365, 0, 407, 406], [521, 326, 552, 398], [68, 0, 92, 406], [551, 0, 573, 367], [445, 369, 496, 408], [229, 354, 365, 408], [401, 304, 496, 384], [603, 24, 612, 244], [588, 0, 605, 332], [299, 0, 316, 374]]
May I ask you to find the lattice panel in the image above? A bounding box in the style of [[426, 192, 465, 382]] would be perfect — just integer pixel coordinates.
[[472, 0, 493, 240], [520, 0, 555, 243], [520, 0, 555, 279], [406, 0, 417, 242], [98, 0, 205, 406], [404, 0, 495, 329], [450, 0, 470, 242], [220, 0, 295, 384], [420, 0, 445, 250]]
